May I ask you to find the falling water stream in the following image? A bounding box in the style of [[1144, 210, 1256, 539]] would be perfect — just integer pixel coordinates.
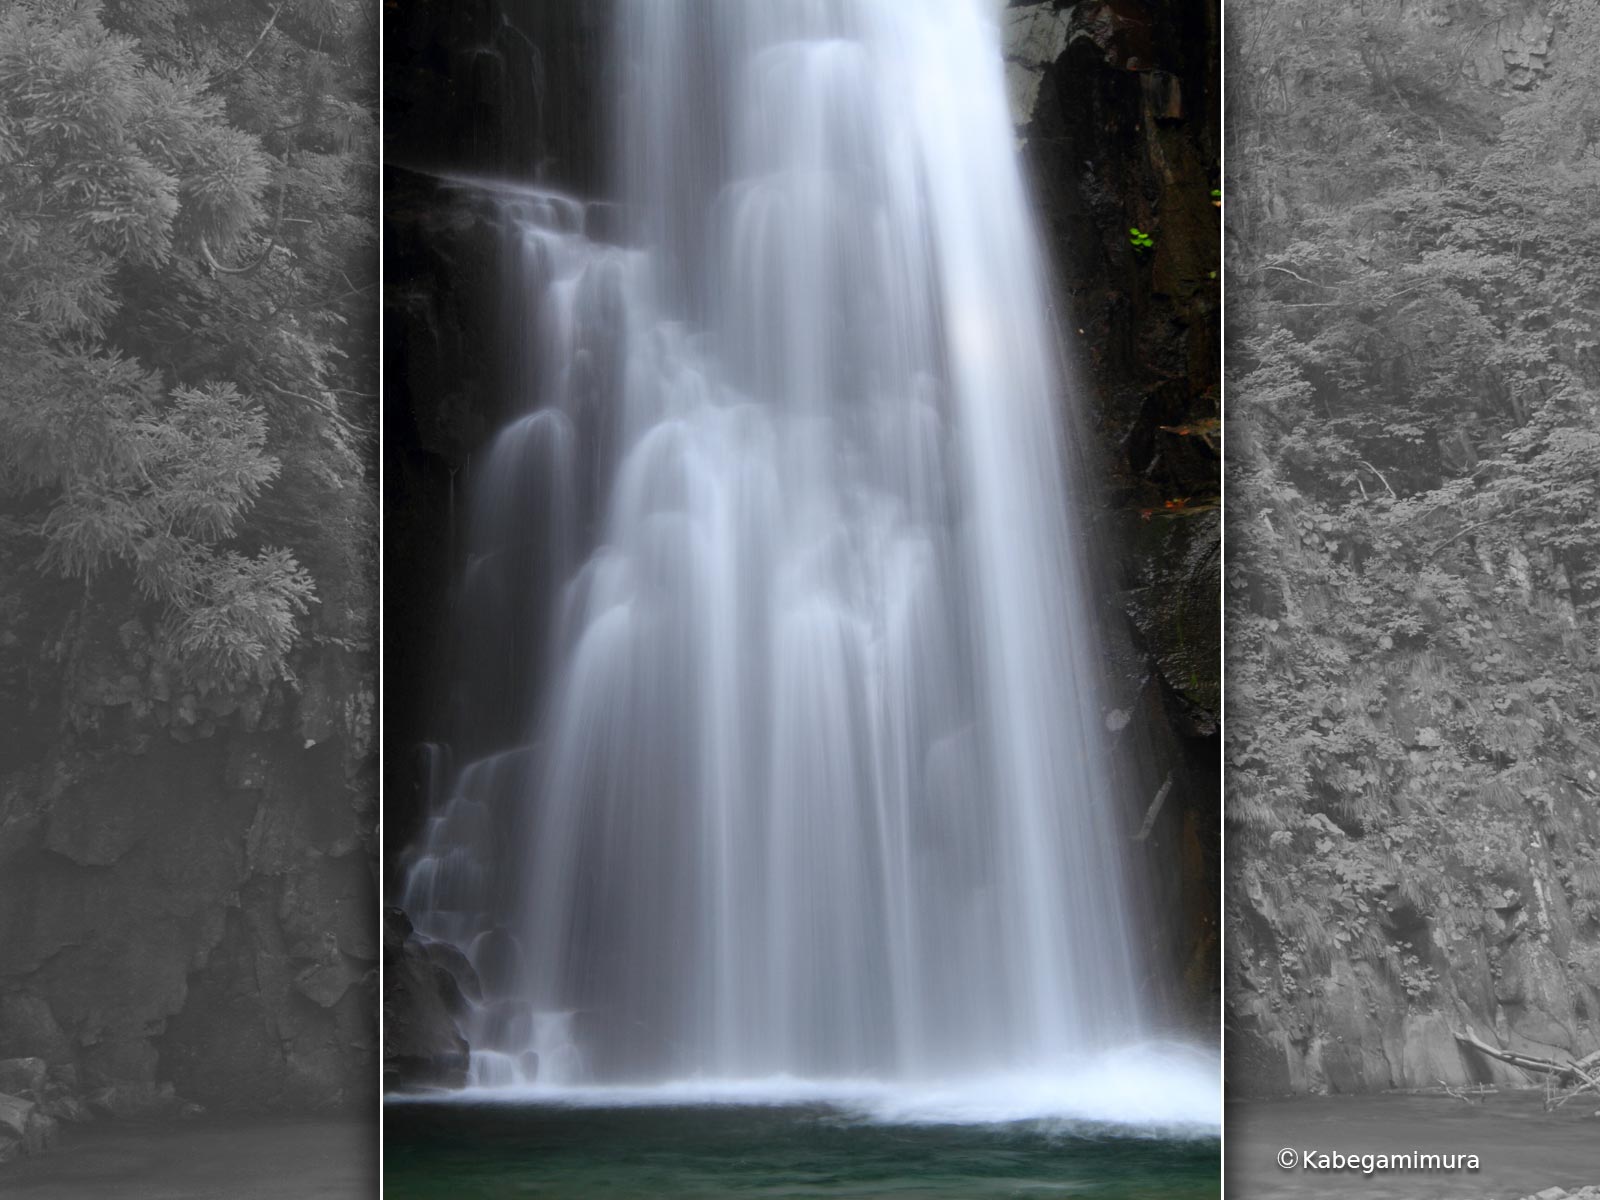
[[399, 0, 1216, 1131]]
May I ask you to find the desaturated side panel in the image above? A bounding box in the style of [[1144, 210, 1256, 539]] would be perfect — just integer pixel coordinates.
[[1224, 0, 1600, 1194], [0, 0, 378, 1191]]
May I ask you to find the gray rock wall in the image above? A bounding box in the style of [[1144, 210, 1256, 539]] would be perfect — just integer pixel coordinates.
[[0, 525, 377, 1128], [1224, 0, 1599, 1097]]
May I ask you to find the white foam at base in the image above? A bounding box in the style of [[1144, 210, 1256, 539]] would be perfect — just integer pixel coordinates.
[[387, 1041, 1219, 1135]]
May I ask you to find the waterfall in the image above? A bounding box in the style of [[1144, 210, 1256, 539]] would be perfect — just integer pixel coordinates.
[[402, 0, 1180, 1106]]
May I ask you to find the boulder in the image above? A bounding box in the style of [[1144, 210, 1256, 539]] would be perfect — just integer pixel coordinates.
[[82, 1039, 160, 1089], [384, 908, 477, 1090], [0, 993, 71, 1063], [39, 1091, 92, 1125], [0, 1092, 58, 1162], [0, 1092, 34, 1141], [279, 859, 378, 962], [43, 776, 145, 866], [423, 941, 482, 1006], [0, 1057, 47, 1097], [293, 956, 368, 1009]]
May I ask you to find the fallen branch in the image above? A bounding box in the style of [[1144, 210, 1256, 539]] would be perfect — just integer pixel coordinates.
[[1453, 1030, 1597, 1085], [1549, 1058, 1600, 1111], [1258, 263, 1337, 288], [1355, 459, 1397, 500], [200, 166, 289, 278], [1437, 1078, 1493, 1104]]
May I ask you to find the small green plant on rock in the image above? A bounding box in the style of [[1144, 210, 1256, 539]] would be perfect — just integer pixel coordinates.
[[1128, 226, 1154, 252], [1398, 950, 1438, 1004]]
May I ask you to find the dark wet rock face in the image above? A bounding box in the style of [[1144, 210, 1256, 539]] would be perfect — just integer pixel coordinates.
[[0, 1089, 58, 1164], [1009, 0, 1221, 720], [383, 909, 477, 1091], [385, 0, 608, 189], [0, 534, 377, 1138], [381, 169, 510, 875], [1007, 0, 1222, 1026]]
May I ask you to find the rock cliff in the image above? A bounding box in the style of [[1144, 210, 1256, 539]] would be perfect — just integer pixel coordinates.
[[1224, 0, 1600, 1095], [0, 521, 377, 1151]]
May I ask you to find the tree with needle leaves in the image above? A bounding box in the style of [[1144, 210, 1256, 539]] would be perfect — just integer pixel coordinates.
[[0, 0, 374, 695]]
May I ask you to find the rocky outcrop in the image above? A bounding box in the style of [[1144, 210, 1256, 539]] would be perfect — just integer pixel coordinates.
[[1223, 0, 1598, 1097], [0, 1056, 197, 1162], [1465, 3, 1559, 90], [1003, 5, 1071, 124], [0, 1088, 57, 1165], [0, 515, 377, 1153], [1229, 789, 1600, 1095], [383, 908, 478, 1091]]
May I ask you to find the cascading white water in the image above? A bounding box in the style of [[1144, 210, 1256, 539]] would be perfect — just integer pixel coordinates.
[[402, 0, 1204, 1116]]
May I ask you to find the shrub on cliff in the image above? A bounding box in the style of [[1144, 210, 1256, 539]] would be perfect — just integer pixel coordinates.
[[0, 0, 375, 695]]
